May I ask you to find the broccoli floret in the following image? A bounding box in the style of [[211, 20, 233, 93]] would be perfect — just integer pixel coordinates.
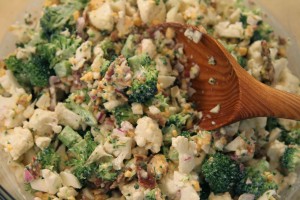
[[127, 54, 158, 103], [180, 130, 197, 138], [201, 152, 243, 194], [65, 101, 97, 127], [121, 34, 139, 58], [40, 2, 84, 38], [58, 126, 82, 148], [113, 104, 140, 125], [100, 59, 111, 77], [280, 129, 300, 145], [100, 38, 117, 60], [200, 181, 211, 200], [4, 56, 31, 87], [281, 146, 300, 172], [146, 93, 169, 111], [240, 14, 248, 28], [68, 132, 98, 184], [265, 117, 280, 131], [236, 161, 278, 199], [166, 113, 191, 130], [250, 22, 273, 43], [145, 189, 156, 200], [97, 162, 118, 182], [237, 56, 247, 69], [37, 147, 61, 171], [162, 124, 180, 144]]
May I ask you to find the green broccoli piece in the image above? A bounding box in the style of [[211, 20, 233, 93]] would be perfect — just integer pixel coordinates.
[[144, 189, 156, 200], [100, 59, 111, 77], [281, 146, 300, 172], [250, 22, 273, 43], [37, 147, 60, 171], [240, 14, 248, 28], [65, 101, 97, 127], [265, 117, 280, 131], [200, 181, 211, 200], [58, 126, 82, 148], [166, 113, 191, 130], [68, 132, 98, 184], [127, 54, 158, 103], [113, 104, 140, 125], [180, 130, 197, 138], [53, 60, 72, 78], [201, 152, 242, 194], [162, 124, 180, 144], [97, 162, 118, 182], [40, 2, 84, 38], [280, 129, 300, 145], [121, 34, 138, 58], [4, 56, 31, 87], [237, 56, 247, 69], [236, 160, 278, 199], [146, 93, 169, 111], [100, 38, 117, 60]]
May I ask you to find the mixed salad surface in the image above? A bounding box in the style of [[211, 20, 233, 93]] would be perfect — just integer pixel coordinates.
[[0, 0, 300, 199]]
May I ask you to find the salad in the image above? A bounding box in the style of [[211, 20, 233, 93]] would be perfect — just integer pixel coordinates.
[[0, 0, 300, 199]]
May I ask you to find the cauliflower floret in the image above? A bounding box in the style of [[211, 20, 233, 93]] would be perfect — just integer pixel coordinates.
[[55, 103, 81, 130], [137, 0, 166, 24], [0, 127, 33, 160], [104, 132, 132, 170], [160, 171, 199, 200], [148, 154, 168, 180], [209, 192, 232, 200], [35, 91, 50, 110], [0, 69, 20, 93], [27, 109, 61, 136], [57, 186, 78, 199], [166, 6, 184, 23], [172, 136, 197, 174], [141, 39, 156, 59], [30, 169, 62, 194], [158, 75, 176, 89], [215, 21, 244, 38], [192, 130, 212, 153], [267, 140, 286, 169], [131, 103, 143, 115], [257, 190, 277, 200], [119, 181, 145, 200], [239, 117, 267, 132], [60, 170, 82, 189], [70, 41, 92, 71], [155, 56, 172, 75], [88, 2, 115, 31], [35, 136, 51, 150], [86, 144, 112, 164], [134, 116, 163, 153]]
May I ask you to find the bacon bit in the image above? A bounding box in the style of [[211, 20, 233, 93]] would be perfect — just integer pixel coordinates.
[[261, 40, 275, 85], [97, 111, 106, 123], [135, 155, 156, 189], [184, 156, 192, 161], [110, 173, 124, 189]]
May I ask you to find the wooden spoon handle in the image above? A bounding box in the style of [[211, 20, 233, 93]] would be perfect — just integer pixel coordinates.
[[236, 66, 300, 120]]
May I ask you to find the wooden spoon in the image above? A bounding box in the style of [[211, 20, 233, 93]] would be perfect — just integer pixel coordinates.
[[151, 23, 300, 130]]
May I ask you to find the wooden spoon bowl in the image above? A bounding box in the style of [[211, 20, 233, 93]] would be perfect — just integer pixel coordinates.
[[151, 23, 300, 130]]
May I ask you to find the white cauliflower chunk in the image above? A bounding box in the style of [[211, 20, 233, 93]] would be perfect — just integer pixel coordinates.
[[57, 186, 78, 199], [172, 136, 197, 174], [267, 140, 286, 169], [131, 103, 143, 115], [86, 145, 112, 164], [0, 127, 33, 160], [257, 190, 277, 200], [155, 56, 172, 75], [31, 169, 62, 194], [120, 181, 145, 200], [137, 0, 166, 24], [104, 132, 132, 170], [0, 69, 21, 93], [166, 6, 184, 23], [209, 192, 232, 200], [70, 41, 92, 70], [60, 171, 82, 189], [35, 92, 50, 110], [160, 171, 199, 200], [27, 109, 61, 136], [158, 75, 176, 89], [215, 21, 244, 38], [141, 39, 156, 59], [35, 136, 51, 150], [88, 2, 115, 31], [134, 116, 163, 153], [55, 103, 81, 130]]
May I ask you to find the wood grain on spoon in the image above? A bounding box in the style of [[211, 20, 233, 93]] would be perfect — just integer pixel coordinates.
[[151, 23, 300, 130]]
